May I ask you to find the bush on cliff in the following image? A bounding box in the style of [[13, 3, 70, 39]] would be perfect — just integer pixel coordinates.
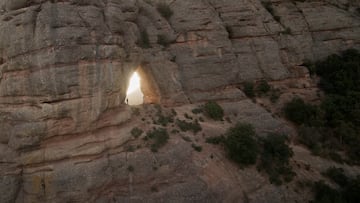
[[203, 101, 224, 121], [224, 123, 259, 166], [286, 49, 360, 164]]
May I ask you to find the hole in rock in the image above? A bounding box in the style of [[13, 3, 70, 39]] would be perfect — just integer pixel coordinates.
[[125, 72, 144, 105], [125, 67, 160, 106]]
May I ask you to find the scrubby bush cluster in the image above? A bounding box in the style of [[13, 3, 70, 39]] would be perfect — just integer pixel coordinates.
[[203, 101, 224, 120], [286, 49, 360, 164], [206, 135, 225, 145], [207, 122, 295, 184], [258, 134, 295, 185], [243, 81, 255, 98], [256, 80, 271, 95], [131, 127, 143, 138], [191, 144, 202, 152], [144, 128, 169, 152], [153, 106, 175, 127], [191, 107, 203, 114], [284, 97, 323, 126], [191, 101, 224, 121], [224, 123, 259, 166], [243, 80, 280, 102], [176, 119, 202, 134], [312, 167, 360, 203]]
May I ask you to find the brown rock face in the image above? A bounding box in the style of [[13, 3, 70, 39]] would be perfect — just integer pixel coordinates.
[[0, 0, 359, 202]]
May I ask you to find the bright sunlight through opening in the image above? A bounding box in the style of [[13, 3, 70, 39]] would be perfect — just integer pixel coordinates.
[[125, 72, 144, 105]]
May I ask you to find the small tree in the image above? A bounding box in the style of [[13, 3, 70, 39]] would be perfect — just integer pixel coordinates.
[[224, 123, 258, 166], [284, 97, 321, 126], [131, 127, 143, 138], [256, 80, 271, 95], [243, 82, 255, 98], [203, 101, 224, 121], [145, 128, 169, 152], [258, 133, 295, 185]]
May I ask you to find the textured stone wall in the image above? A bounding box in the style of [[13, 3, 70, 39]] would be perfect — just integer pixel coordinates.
[[0, 0, 359, 202], [0, 0, 359, 141]]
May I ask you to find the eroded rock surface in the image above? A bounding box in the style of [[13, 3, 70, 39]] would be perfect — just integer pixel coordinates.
[[0, 0, 359, 202]]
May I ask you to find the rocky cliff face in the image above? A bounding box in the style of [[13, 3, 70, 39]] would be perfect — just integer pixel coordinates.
[[0, 0, 359, 202]]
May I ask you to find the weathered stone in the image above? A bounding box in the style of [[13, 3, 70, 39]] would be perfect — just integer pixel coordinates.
[[0, 0, 360, 202]]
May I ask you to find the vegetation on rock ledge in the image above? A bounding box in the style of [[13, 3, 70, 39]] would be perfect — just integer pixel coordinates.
[[208, 122, 295, 185], [203, 101, 224, 121], [286, 49, 360, 164]]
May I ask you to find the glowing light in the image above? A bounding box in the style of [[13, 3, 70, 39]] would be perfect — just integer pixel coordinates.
[[125, 72, 144, 105], [127, 72, 141, 94]]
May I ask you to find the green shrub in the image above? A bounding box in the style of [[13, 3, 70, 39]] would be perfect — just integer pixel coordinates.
[[295, 49, 360, 164], [322, 167, 348, 187], [154, 107, 175, 127], [191, 107, 203, 114], [280, 27, 292, 35], [203, 101, 224, 121], [284, 97, 322, 126], [155, 114, 174, 127], [176, 119, 202, 134], [328, 151, 344, 164], [256, 80, 271, 95], [140, 30, 151, 48], [191, 144, 202, 152], [312, 181, 343, 203], [311, 175, 360, 203], [206, 135, 225, 145], [156, 3, 173, 20], [343, 176, 360, 203], [316, 49, 360, 95], [131, 127, 143, 138], [145, 128, 169, 152], [184, 113, 193, 120], [258, 133, 295, 185], [270, 88, 281, 103], [171, 129, 179, 134], [298, 126, 323, 154], [224, 123, 259, 166], [243, 82, 255, 98]]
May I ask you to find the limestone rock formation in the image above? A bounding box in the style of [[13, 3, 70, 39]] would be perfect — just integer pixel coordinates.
[[0, 0, 359, 202]]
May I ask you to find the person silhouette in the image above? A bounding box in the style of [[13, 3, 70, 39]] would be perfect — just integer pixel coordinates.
[[126, 98, 129, 104]]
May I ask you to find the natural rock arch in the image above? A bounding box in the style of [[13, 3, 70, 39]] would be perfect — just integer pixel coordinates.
[[125, 66, 161, 105], [137, 66, 161, 104]]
